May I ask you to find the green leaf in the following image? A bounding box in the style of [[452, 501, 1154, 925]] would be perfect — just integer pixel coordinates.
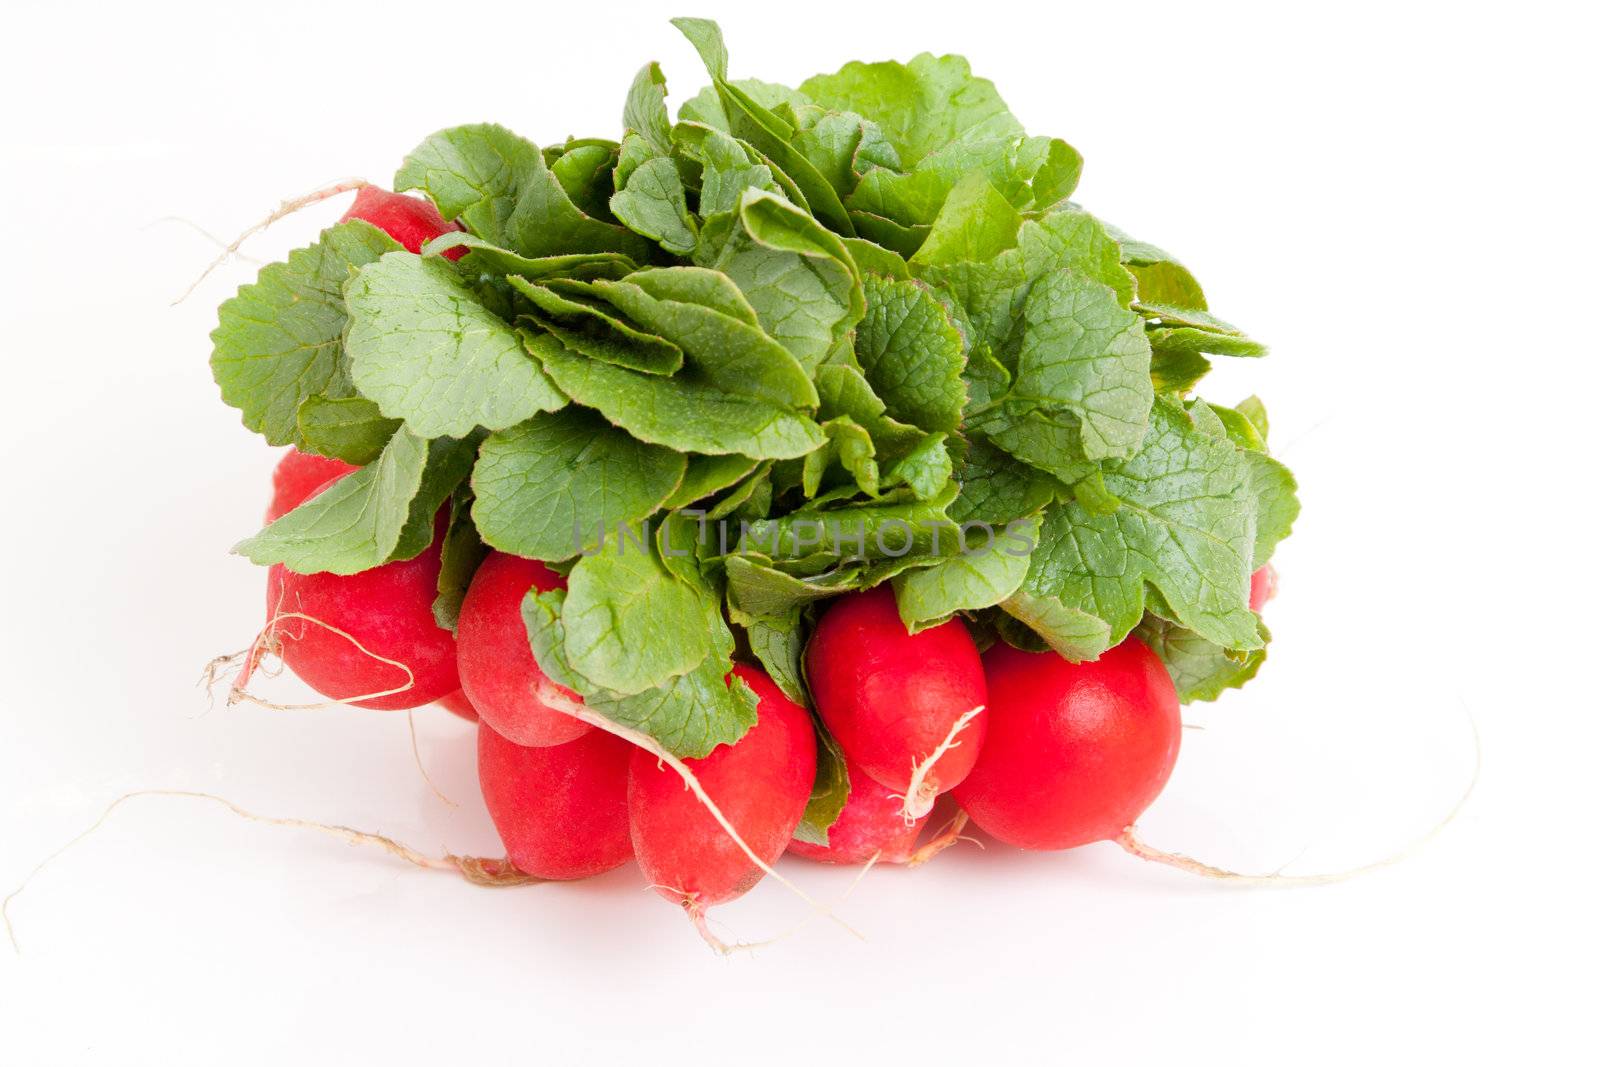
[[503, 145, 654, 260], [523, 589, 757, 758], [663, 454, 760, 508], [947, 439, 1061, 526], [855, 275, 966, 433], [508, 277, 683, 375], [236, 430, 476, 575], [884, 431, 953, 499], [1030, 138, 1084, 208], [434, 486, 488, 631], [344, 253, 566, 438], [800, 52, 1024, 169], [1130, 260, 1207, 310], [1148, 325, 1268, 359], [741, 611, 808, 706], [210, 221, 402, 448], [842, 237, 911, 279], [893, 513, 1040, 631], [980, 267, 1153, 462], [673, 18, 856, 236], [295, 396, 400, 466], [1235, 395, 1270, 443], [909, 172, 1021, 268], [806, 416, 880, 497], [915, 207, 1136, 392], [724, 554, 864, 618], [527, 332, 825, 459], [1014, 398, 1263, 654], [471, 408, 686, 562], [1150, 347, 1213, 395], [591, 272, 818, 408], [695, 191, 865, 374], [739, 481, 958, 562], [586, 656, 760, 758], [395, 124, 542, 246], [560, 527, 725, 696], [430, 233, 637, 282], [1137, 613, 1268, 703], [610, 156, 698, 254], [623, 62, 673, 156], [999, 587, 1114, 660], [793, 725, 850, 845]]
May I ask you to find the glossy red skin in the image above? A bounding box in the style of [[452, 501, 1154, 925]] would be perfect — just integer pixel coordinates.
[[955, 638, 1181, 851], [787, 757, 925, 865], [1249, 564, 1279, 612], [478, 722, 634, 880], [266, 448, 357, 522], [437, 689, 479, 722], [456, 552, 591, 747], [805, 585, 988, 796], [339, 186, 465, 258], [268, 512, 460, 711], [628, 665, 817, 907]]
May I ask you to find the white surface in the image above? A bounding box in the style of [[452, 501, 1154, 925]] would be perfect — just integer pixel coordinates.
[[2, 1, 1595, 1063]]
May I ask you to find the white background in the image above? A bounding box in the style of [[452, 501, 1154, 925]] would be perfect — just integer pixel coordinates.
[[2, 1, 1595, 1063]]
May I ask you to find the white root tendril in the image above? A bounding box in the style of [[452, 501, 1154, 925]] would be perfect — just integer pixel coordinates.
[[204, 609, 417, 712], [3, 790, 538, 954], [1118, 711, 1482, 886], [171, 177, 369, 304], [534, 681, 865, 948], [904, 810, 976, 868], [686, 850, 884, 956], [142, 216, 263, 263], [898, 705, 984, 824], [406, 708, 458, 809]]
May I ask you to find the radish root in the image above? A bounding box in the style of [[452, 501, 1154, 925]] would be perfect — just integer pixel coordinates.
[[172, 177, 370, 304], [534, 680, 864, 946], [406, 708, 458, 808], [905, 810, 976, 868], [1117, 713, 1481, 887], [683, 849, 883, 956], [898, 705, 984, 823], [3, 789, 538, 954], [204, 608, 417, 711]]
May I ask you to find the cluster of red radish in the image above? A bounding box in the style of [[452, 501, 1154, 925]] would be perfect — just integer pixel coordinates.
[[257, 189, 1277, 921]]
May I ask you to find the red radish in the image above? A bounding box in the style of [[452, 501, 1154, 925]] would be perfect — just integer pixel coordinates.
[[954, 637, 1180, 851], [805, 585, 987, 815], [339, 186, 465, 258], [268, 505, 459, 710], [266, 448, 357, 522], [787, 757, 926, 865], [628, 665, 816, 908], [456, 552, 591, 747], [1249, 564, 1278, 612], [478, 722, 633, 880], [437, 689, 479, 722]]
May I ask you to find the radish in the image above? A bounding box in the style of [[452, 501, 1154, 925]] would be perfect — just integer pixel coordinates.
[[805, 585, 987, 817], [265, 448, 357, 522], [268, 505, 460, 710], [437, 690, 479, 722], [456, 552, 591, 747], [954, 637, 1180, 850], [1250, 564, 1279, 612], [339, 186, 465, 258], [787, 757, 927, 865], [478, 722, 633, 880], [628, 665, 816, 909]]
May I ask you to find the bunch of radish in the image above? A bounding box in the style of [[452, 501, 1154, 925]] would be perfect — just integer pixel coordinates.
[[205, 18, 1301, 941]]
